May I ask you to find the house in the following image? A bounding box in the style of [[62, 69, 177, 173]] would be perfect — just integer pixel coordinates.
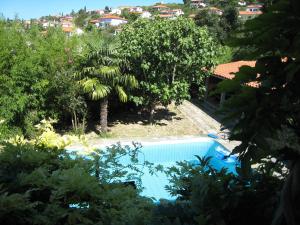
[[238, 1, 247, 6], [61, 21, 73, 28], [97, 15, 128, 27], [158, 13, 175, 19], [239, 10, 262, 21], [129, 7, 143, 13], [110, 8, 122, 15], [91, 9, 105, 15], [60, 16, 73, 22], [246, 4, 263, 12], [207, 7, 223, 15], [205, 61, 257, 106], [62, 27, 74, 37], [141, 11, 152, 18], [170, 9, 184, 16], [190, 0, 206, 8], [42, 21, 56, 29], [152, 4, 169, 11], [62, 27, 84, 37]]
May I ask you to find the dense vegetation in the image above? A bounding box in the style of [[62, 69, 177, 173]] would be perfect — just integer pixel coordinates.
[[118, 18, 220, 121], [0, 0, 299, 224]]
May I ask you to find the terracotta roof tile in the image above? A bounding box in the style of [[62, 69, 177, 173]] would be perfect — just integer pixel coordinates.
[[213, 61, 259, 87], [239, 10, 262, 15]]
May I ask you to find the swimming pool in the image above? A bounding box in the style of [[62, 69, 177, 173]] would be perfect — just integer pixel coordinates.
[[96, 138, 238, 201]]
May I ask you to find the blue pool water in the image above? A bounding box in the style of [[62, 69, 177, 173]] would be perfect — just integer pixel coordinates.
[[68, 138, 238, 201], [111, 138, 238, 201]]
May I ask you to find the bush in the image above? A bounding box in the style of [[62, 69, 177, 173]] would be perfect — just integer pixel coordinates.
[[0, 141, 154, 225]]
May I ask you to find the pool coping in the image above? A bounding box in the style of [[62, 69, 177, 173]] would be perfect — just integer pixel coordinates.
[[66, 135, 241, 153]]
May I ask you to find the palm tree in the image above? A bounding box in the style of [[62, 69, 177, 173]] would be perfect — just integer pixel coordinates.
[[77, 44, 137, 132]]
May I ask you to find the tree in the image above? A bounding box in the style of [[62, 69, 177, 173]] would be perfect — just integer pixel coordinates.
[[194, 6, 240, 43], [118, 18, 220, 122], [77, 43, 137, 132], [0, 20, 85, 137], [217, 0, 300, 224]]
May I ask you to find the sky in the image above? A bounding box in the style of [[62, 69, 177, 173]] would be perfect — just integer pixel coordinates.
[[0, 0, 183, 19]]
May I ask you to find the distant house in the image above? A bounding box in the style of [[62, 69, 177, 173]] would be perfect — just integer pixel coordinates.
[[246, 4, 263, 12], [61, 21, 73, 28], [207, 7, 223, 15], [160, 9, 184, 18], [170, 9, 184, 16], [141, 11, 152, 18], [96, 15, 128, 27], [238, 1, 247, 6], [92, 9, 105, 15], [62, 27, 73, 37], [205, 61, 257, 106], [239, 10, 262, 21], [42, 21, 56, 29], [62, 27, 84, 37], [110, 8, 122, 15], [152, 4, 169, 11], [158, 13, 175, 19], [60, 16, 73, 22], [190, 0, 206, 8], [129, 7, 143, 13]]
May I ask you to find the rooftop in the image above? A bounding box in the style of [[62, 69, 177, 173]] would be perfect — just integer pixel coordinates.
[[239, 11, 263, 15], [213, 61, 258, 87]]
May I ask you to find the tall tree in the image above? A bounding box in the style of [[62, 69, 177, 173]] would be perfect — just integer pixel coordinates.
[[118, 18, 220, 122], [77, 43, 137, 132], [217, 0, 300, 224]]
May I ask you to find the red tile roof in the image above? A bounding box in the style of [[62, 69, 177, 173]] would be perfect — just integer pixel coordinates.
[[239, 11, 263, 15], [100, 15, 127, 20], [62, 27, 73, 33], [158, 14, 173, 18], [247, 4, 263, 8], [213, 61, 259, 87], [152, 4, 168, 8]]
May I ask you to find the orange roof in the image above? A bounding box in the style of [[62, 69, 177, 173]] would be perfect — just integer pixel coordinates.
[[62, 27, 73, 33], [239, 11, 262, 15], [208, 7, 222, 11], [152, 4, 168, 8], [90, 19, 100, 23], [213, 61, 259, 87], [158, 14, 173, 18], [100, 15, 127, 20]]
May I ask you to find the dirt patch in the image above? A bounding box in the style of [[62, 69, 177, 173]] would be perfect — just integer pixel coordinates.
[[106, 104, 202, 138]]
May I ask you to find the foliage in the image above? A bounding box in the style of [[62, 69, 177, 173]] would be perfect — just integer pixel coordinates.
[[216, 0, 300, 224], [121, 9, 140, 23], [0, 20, 84, 137], [118, 18, 219, 120], [0, 128, 155, 225], [194, 6, 240, 43], [162, 156, 285, 225], [76, 36, 137, 131]]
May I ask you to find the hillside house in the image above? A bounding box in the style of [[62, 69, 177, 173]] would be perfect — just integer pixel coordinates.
[[141, 11, 152, 18], [239, 10, 262, 21], [246, 4, 263, 12], [92, 15, 128, 27], [205, 61, 257, 106], [190, 0, 206, 8], [129, 7, 143, 13], [152, 4, 169, 11], [110, 8, 122, 15]]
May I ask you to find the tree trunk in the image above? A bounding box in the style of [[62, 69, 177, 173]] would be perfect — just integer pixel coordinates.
[[100, 97, 108, 132], [149, 103, 156, 124]]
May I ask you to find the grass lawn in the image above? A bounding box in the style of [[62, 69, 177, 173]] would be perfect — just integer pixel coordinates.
[[105, 104, 202, 138]]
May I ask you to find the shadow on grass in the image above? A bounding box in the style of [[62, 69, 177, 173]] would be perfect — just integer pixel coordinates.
[[108, 107, 182, 127]]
